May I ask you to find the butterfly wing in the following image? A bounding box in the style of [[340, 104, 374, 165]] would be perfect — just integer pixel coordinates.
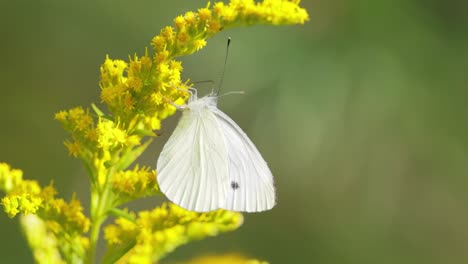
[[157, 108, 229, 212], [210, 106, 276, 212]]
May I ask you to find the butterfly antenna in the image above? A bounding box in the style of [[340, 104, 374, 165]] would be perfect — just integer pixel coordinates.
[[215, 37, 231, 96]]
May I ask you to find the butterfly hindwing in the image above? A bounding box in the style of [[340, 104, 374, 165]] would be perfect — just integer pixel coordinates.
[[210, 106, 276, 212]]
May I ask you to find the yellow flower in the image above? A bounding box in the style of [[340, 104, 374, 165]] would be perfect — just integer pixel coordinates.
[[104, 203, 243, 263], [64, 140, 82, 157], [151, 36, 166, 51], [111, 166, 160, 204], [54, 111, 68, 122], [100, 55, 128, 88], [0, 164, 90, 262], [97, 118, 127, 149], [68, 107, 85, 122], [104, 211, 137, 245], [198, 7, 212, 21], [0, 162, 24, 192], [1, 178, 42, 218], [184, 11, 196, 24], [2, 196, 20, 217], [174, 16, 186, 29]]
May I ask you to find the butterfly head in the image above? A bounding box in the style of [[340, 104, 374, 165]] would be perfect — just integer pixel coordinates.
[[186, 92, 218, 111]]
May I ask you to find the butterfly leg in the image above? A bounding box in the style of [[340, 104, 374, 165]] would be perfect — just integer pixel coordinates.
[[163, 96, 186, 110]]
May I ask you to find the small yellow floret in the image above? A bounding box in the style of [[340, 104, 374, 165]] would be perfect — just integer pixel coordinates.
[[193, 39, 207, 51], [177, 31, 189, 44], [155, 50, 170, 63], [161, 26, 175, 40], [198, 8, 212, 21], [64, 141, 82, 157], [54, 111, 68, 122], [174, 16, 186, 29], [184, 11, 196, 24], [151, 36, 166, 51]]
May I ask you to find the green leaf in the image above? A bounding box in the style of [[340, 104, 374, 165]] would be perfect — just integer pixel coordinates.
[[91, 103, 113, 120], [115, 139, 153, 171], [107, 208, 136, 224], [133, 129, 157, 137]]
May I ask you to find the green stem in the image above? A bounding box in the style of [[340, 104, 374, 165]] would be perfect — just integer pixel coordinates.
[[86, 185, 113, 264]]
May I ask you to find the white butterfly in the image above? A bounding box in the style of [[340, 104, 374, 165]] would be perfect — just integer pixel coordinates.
[[156, 89, 276, 212]]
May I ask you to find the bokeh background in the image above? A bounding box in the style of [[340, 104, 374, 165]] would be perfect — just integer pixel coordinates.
[[1, 0, 468, 263]]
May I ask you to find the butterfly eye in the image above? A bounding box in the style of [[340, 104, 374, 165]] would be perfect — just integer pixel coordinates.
[[230, 181, 240, 190]]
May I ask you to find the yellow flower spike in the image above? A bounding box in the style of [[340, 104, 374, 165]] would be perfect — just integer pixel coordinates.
[[1, 163, 90, 262], [104, 203, 243, 263]]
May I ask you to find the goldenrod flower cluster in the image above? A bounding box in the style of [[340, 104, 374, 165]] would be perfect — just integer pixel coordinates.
[[104, 203, 243, 264], [1, 0, 308, 263], [111, 166, 160, 204], [0, 163, 89, 263], [152, 0, 309, 59]]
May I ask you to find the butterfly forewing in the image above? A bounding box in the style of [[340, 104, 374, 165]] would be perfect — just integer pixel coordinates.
[[157, 107, 229, 212]]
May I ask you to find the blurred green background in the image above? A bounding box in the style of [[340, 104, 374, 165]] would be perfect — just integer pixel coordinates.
[[1, 0, 468, 263]]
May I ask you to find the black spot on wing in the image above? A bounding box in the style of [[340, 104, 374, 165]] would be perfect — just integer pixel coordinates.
[[231, 181, 239, 190]]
